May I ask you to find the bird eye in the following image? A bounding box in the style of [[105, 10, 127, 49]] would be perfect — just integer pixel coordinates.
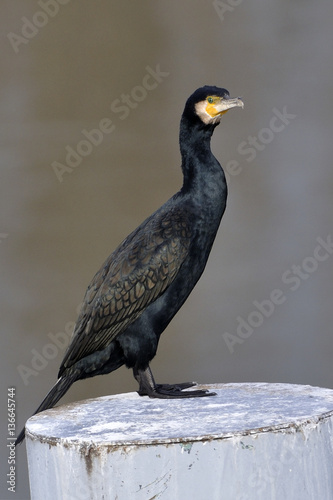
[[207, 97, 214, 104]]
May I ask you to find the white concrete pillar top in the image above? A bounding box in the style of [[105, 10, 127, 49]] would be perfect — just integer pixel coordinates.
[[26, 382, 333, 446]]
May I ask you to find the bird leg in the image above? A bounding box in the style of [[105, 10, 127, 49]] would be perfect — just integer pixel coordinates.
[[133, 366, 216, 398]]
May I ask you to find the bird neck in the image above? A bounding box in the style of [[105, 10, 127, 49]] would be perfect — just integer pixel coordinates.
[[179, 115, 226, 196]]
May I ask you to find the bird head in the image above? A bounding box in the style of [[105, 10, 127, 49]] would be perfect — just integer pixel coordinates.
[[184, 86, 244, 126]]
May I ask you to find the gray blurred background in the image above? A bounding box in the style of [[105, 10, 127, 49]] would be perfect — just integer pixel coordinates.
[[1, 1, 333, 498]]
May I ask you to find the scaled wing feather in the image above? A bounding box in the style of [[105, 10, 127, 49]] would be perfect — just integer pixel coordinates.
[[59, 212, 191, 373]]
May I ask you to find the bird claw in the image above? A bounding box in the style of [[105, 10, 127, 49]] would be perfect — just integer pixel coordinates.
[[156, 381, 196, 391], [144, 382, 216, 399], [135, 367, 216, 399]]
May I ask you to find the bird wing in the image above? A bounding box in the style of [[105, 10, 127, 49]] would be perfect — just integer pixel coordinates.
[[59, 208, 191, 373]]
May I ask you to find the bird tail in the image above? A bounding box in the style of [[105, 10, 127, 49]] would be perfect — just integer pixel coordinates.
[[15, 372, 79, 446]]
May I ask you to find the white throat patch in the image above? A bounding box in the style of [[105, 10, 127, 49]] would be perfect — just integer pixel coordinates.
[[195, 101, 223, 125]]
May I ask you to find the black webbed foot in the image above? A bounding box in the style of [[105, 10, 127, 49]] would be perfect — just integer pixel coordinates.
[[133, 366, 216, 399], [152, 382, 216, 398]]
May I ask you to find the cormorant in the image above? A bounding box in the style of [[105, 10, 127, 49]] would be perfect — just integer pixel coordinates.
[[16, 86, 243, 445]]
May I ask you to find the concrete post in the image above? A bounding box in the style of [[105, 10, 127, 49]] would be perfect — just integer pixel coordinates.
[[25, 383, 333, 500]]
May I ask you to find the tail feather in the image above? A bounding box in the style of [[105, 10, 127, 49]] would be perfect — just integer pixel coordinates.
[[15, 372, 79, 446]]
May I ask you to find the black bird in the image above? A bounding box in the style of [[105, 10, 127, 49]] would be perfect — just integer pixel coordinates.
[[16, 86, 243, 445]]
